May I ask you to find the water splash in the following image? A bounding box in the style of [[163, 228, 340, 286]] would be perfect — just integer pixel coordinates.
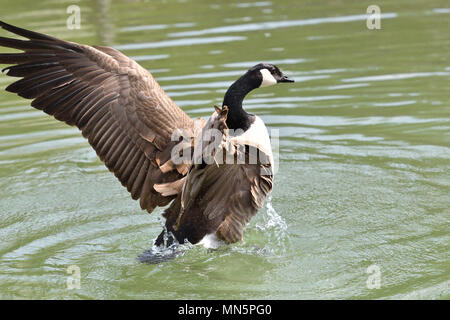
[[137, 219, 192, 264], [137, 242, 185, 264], [260, 195, 287, 231], [137, 234, 194, 264], [250, 195, 289, 254]]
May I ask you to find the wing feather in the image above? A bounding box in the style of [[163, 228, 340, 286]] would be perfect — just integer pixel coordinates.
[[177, 107, 274, 243], [0, 21, 195, 213]]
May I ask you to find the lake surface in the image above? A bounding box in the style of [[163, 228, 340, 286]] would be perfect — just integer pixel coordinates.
[[0, 0, 449, 299]]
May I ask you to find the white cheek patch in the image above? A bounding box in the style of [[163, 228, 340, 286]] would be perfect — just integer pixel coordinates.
[[259, 68, 277, 87]]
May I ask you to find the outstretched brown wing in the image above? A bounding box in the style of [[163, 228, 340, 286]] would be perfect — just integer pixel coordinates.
[[0, 21, 194, 213]]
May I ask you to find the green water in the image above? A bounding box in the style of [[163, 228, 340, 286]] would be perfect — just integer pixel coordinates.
[[0, 0, 449, 299]]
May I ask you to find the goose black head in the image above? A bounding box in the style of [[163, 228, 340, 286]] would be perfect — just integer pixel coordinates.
[[246, 63, 295, 88], [222, 62, 294, 130]]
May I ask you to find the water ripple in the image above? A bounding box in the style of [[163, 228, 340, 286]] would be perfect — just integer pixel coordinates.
[[342, 72, 450, 82], [114, 36, 246, 50], [168, 13, 398, 37]]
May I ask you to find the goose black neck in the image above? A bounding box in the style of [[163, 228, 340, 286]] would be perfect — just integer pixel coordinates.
[[222, 74, 258, 131]]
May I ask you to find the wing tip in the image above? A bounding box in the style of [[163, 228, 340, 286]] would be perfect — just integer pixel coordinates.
[[0, 20, 9, 29], [0, 20, 56, 41], [0, 20, 20, 34]]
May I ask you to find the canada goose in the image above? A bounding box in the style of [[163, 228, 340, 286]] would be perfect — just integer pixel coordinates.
[[0, 21, 294, 249]]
